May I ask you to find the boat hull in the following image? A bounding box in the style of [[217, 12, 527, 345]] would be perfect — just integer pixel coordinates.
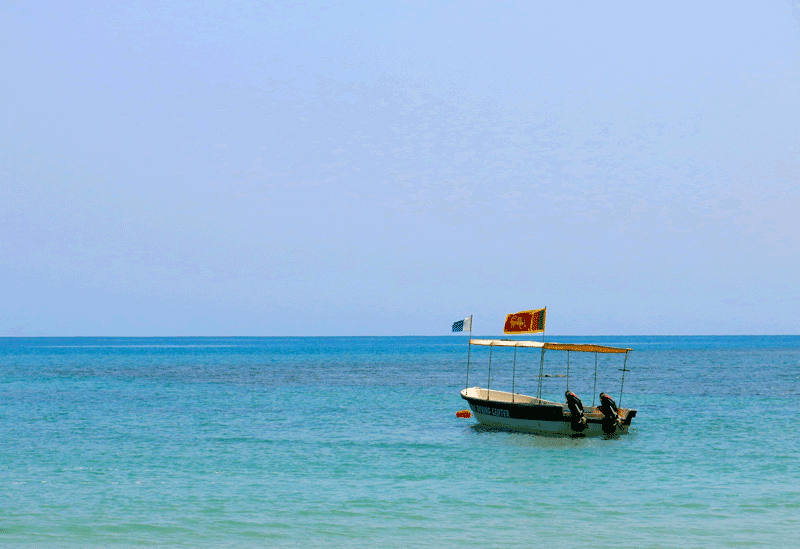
[[461, 387, 635, 436]]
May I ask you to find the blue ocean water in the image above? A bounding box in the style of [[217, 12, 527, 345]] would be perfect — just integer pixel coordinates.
[[1, 336, 799, 548]]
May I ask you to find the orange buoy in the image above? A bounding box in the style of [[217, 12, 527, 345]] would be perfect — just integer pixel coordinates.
[[456, 410, 471, 418]]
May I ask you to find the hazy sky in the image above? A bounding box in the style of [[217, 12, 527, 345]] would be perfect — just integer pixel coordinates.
[[2, 1, 799, 336]]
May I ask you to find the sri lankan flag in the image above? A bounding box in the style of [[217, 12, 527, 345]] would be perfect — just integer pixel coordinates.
[[503, 308, 546, 334]]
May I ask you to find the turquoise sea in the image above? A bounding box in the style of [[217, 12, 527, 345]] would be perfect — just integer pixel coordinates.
[[1, 336, 799, 548]]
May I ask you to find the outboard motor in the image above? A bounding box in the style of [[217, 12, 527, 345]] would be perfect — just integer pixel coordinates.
[[599, 392, 622, 434], [565, 390, 587, 433]]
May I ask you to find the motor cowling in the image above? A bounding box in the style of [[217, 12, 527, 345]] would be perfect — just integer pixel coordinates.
[[599, 392, 622, 433], [565, 390, 587, 432]]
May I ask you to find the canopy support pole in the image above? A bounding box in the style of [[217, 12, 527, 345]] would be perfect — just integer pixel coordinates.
[[537, 347, 546, 401], [487, 343, 493, 401], [592, 352, 598, 407], [512, 345, 517, 403], [566, 350, 570, 391], [619, 351, 629, 407]]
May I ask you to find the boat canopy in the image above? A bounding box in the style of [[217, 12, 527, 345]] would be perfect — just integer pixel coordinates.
[[469, 339, 630, 354]]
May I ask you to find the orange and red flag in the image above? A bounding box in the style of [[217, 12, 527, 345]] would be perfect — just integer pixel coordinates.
[[503, 308, 546, 334]]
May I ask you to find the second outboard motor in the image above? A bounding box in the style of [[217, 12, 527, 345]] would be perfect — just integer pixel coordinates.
[[599, 392, 622, 434], [565, 390, 587, 432]]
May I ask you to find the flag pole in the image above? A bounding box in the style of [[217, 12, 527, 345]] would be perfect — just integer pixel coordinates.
[[465, 315, 473, 389]]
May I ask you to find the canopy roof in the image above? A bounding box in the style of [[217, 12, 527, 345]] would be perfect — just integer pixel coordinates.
[[469, 339, 631, 354]]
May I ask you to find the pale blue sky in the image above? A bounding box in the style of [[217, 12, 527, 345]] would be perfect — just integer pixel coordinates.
[[2, 1, 799, 336]]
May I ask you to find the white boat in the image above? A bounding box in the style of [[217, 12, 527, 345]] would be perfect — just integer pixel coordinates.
[[459, 339, 636, 436]]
